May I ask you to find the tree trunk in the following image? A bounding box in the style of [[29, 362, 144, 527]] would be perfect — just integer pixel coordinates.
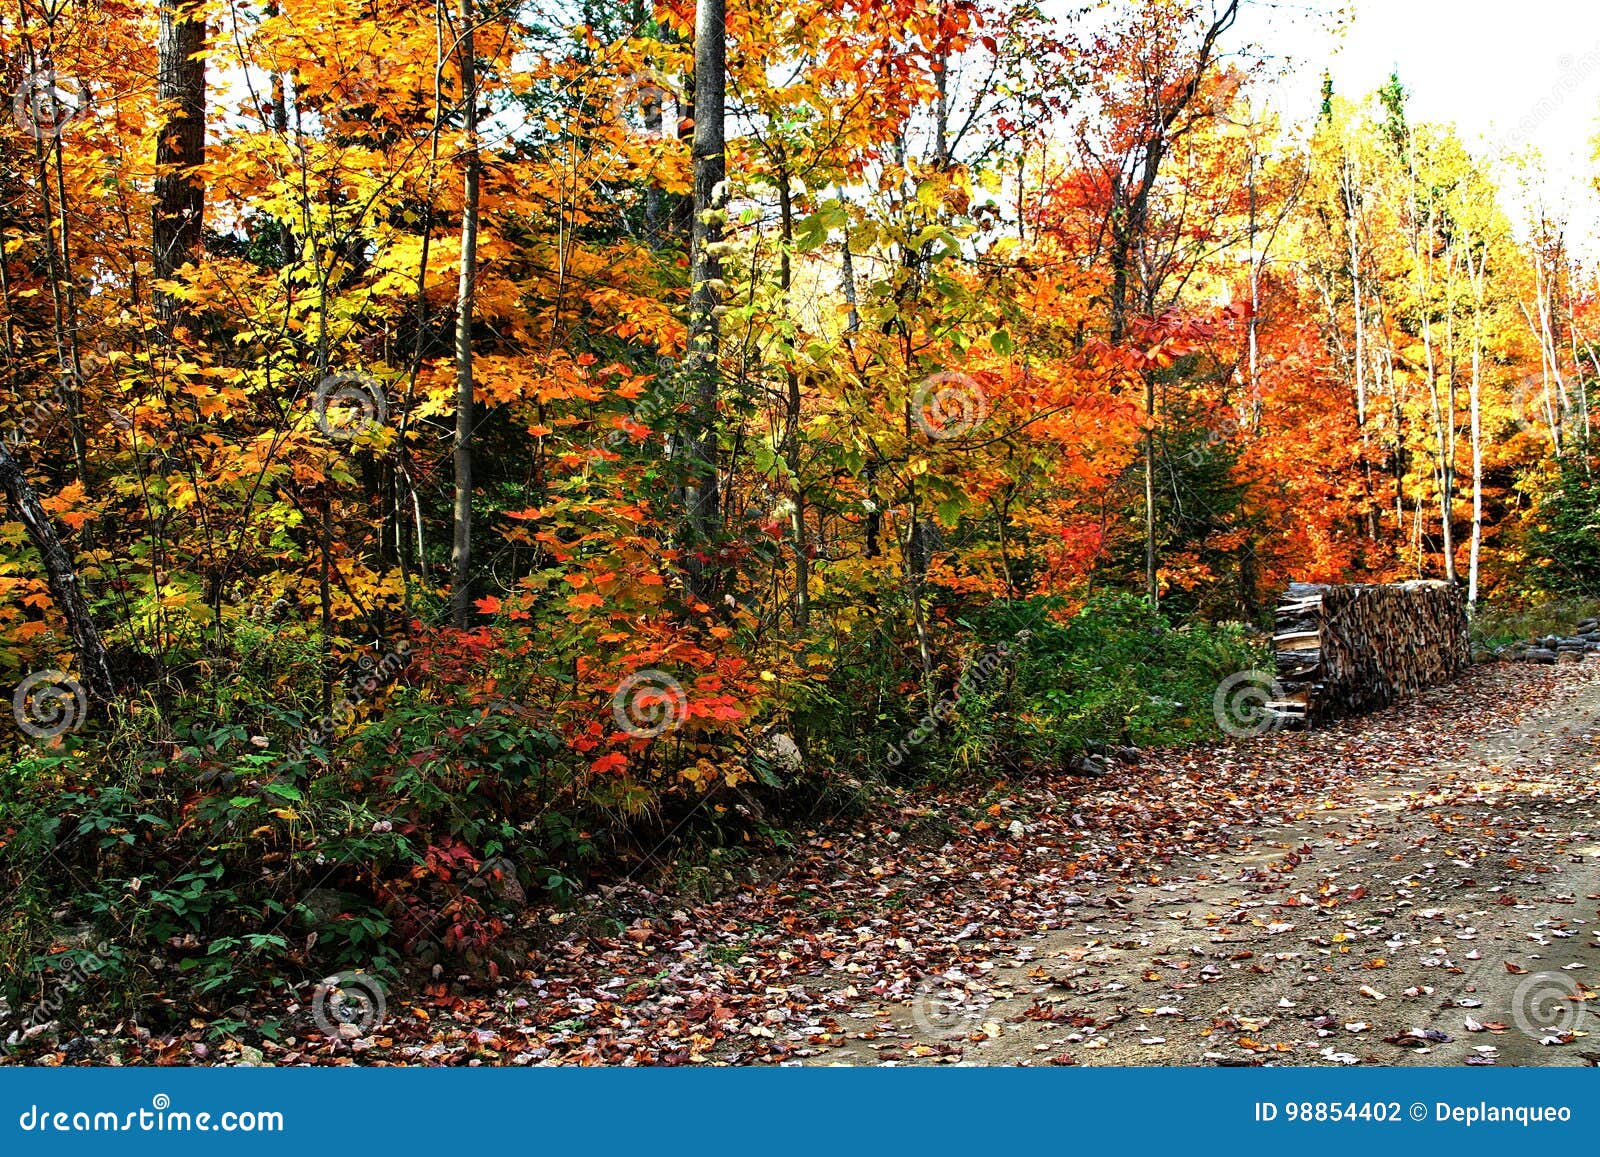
[[0, 442, 115, 703], [682, 0, 726, 597], [1341, 156, 1379, 544], [840, 199, 860, 336], [634, 0, 668, 247], [1465, 243, 1486, 609], [1143, 373, 1158, 606], [153, 0, 207, 324], [270, 70, 297, 267], [1444, 239, 1459, 580], [1246, 143, 1260, 396], [777, 170, 808, 629], [449, 0, 481, 628], [1412, 188, 1454, 584]]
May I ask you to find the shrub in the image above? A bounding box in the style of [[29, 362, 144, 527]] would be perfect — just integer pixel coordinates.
[[940, 594, 1269, 774]]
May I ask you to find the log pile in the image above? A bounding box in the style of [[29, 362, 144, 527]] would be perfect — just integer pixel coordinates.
[[1271, 581, 1470, 727], [1501, 617, 1600, 664]]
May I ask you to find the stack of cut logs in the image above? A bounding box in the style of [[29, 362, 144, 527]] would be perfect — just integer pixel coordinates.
[[1502, 618, 1600, 664], [1271, 581, 1470, 727]]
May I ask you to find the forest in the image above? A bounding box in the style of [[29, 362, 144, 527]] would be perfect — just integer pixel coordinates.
[[4, 0, 1600, 1062]]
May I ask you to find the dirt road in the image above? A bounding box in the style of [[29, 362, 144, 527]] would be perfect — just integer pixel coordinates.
[[809, 663, 1600, 1067]]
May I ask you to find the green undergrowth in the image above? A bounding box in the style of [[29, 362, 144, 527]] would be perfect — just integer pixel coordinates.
[[0, 592, 1270, 1038]]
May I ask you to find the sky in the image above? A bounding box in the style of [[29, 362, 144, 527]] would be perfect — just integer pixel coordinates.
[[1241, 0, 1600, 246]]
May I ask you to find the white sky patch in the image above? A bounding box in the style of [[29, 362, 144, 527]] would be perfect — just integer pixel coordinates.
[[1288, 0, 1600, 250], [1044, 0, 1600, 255], [1249, 0, 1600, 253]]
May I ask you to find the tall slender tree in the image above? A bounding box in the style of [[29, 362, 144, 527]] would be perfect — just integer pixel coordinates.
[[1094, 0, 1240, 606], [153, 0, 207, 325], [682, 0, 726, 597], [450, 0, 482, 628]]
